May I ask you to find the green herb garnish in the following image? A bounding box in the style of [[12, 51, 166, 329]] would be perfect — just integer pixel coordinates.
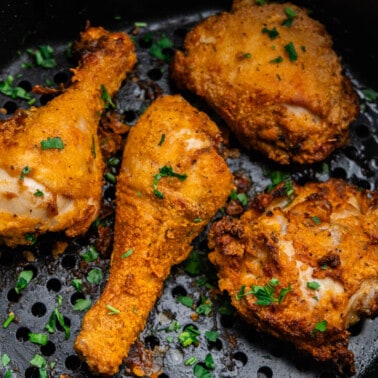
[[158, 133, 166, 146], [82, 245, 99, 262], [106, 304, 120, 315], [312, 320, 327, 335], [100, 84, 115, 109], [149, 34, 173, 62], [73, 298, 92, 311], [0, 75, 35, 104], [86, 268, 103, 285], [121, 248, 134, 259], [15, 270, 33, 294], [178, 325, 200, 347], [178, 295, 194, 308], [205, 330, 219, 342], [236, 278, 291, 305], [307, 281, 320, 290], [3, 312, 15, 329], [152, 165, 187, 199], [285, 41, 298, 62], [40, 136, 64, 150], [262, 27, 279, 39], [282, 7, 296, 27], [269, 56, 283, 64], [28, 333, 48, 346], [26, 45, 56, 68]]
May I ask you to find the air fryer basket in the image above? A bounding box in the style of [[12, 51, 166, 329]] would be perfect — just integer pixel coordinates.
[[0, 1, 377, 377]]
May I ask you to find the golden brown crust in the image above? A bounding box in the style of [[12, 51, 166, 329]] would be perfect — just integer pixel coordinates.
[[171, 2, 359, 164], [208, 179, 378, 376], [0, 26, 136, 246], [74, 95, 233, 376]]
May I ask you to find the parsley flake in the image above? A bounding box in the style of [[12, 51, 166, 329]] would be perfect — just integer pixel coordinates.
[[312, 320, 327, 335], [0, 75, 35, 104], [152, 165, 187, 199], [307, 281, 320, 290], [262, 27, 279, 40], [15, 270, 33, 294], [40, 136, 64, 150], [285, 42, 298, 62], [121, 248, 133, 259], [19, 166, 31, 181], [100, 84, 115, 109], [282, 7, 297, 27], [106, 304, 120, 315], [26, 45, 56, 68]]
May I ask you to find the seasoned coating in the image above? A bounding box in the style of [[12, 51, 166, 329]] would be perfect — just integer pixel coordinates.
[[171, 1, 359, 164], [74, 95, 234, 376], [0, 26, 136, 246], [208, 179, 378, 376]]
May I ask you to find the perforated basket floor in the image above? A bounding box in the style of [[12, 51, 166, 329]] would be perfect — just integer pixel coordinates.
[[0, 1, 377, 377]]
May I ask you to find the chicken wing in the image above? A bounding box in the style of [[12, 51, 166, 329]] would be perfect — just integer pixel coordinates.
[[171, 0, 359, 164], [74, 94, 234, 376], [208, 178, 378, 376], [0, 26, 136, 247]]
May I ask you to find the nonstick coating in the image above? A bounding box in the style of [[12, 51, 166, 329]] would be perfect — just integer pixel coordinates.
[[0, 1, 377, 377]]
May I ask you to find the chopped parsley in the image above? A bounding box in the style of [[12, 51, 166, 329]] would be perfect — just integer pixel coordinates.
[[178, 295, 194, 308], [34, 189, 44, 197], [24, 233, 37, 245], [28, 333, 48, 346], [312, 320, 327, 335], [205, 330, 219, 342], [73, 298, 92, 311], [19, 166, 31, 181], [121, 248, 133, 259], [26, 45, 56, 68], [15, 270, 33, 294], [262, 27, 279, 40], [134, 22, 147, 28], [0, 75, 35, 104], [282, 7, 297, 27], [243, 52, 252, 58], [285, 41, 298, 62], [71, 278, 83, 291], [178, 325, 200, 347], [107, 156, 120, 166], [269, 56, 283, 64], [3, 312, 15, 329], [40, 136, 64, 150], [230, 189, 248, 206], [152, 165, 187, 199], [185, 356, 197, 366], [91, 135, 96, 158], [236, 278, 292, 305], [106, 304, 120, 315], [1, 353, 10, 367], [158, 133, 166, 146], [100, 84, 115, 109], [86, 268, 103, 285], [312, 216, 321, 225], [361, 88, 378, 102], [307, 281, 320, 290], [149, 34, 173, 62], [45, 303, 70, 340], [81, 245, 99, 262], [196, 296, 213, 316]]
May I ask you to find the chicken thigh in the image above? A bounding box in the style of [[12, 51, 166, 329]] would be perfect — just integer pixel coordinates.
[[74, 94, 234, 376], [171, 0, 359, 164], [208, 178, 378, 376], [0, 26, 136, 246]]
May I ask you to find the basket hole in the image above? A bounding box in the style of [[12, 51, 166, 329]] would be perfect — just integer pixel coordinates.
[[344, 145, 359, 160], [171, 285, 187, 298], [2, 100, 18, 114], [40, 93, 54, 105], [233, 351, 248, 367], [158, 374, 169, 378], [61, 254, 77, 269], [7, 288, 21, 302], [319, 371, 338, 378], [257, 366, 273, 378], [25, 366, 40, 378], [144, 335, 160, 349], [46, 278, 62, 292], [147, 68, 163, 81], [54, 70, 70, 84], [349, 319, 364, 336], [17, 80, 33, 92], [331, 167, 347, 180], [41, 340, 56, 356], [355, 124, 370, 138], [24, 264, 38, 278], [220, 314, 236, 329], [65, 354, 81, 371], [123, 110, 137, 123], [208, 338, 223, 351], [70, 291, 86, 305], [31, 302, 47, 317], [16, 326, 31, 341], [355, 179, 370, 190]]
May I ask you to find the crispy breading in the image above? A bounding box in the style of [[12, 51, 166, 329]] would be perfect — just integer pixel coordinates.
[[208, 178, 378, 376], [0, 26, 136, 246], [74, 94, 233, 376], [171, 1, 359, 164]]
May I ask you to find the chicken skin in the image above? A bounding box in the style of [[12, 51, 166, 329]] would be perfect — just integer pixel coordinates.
[[0, 26, 136, 246], [171, 0, 359, 165], [208, 178, 378, 376], [74, 94, 234, 376]]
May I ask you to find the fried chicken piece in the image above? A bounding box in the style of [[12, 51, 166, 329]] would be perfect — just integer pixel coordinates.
[[208, 178, 378, 376], [171, 0, 359, 164], [0, 26, 136, 246], [74, 94, 233, 376]]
